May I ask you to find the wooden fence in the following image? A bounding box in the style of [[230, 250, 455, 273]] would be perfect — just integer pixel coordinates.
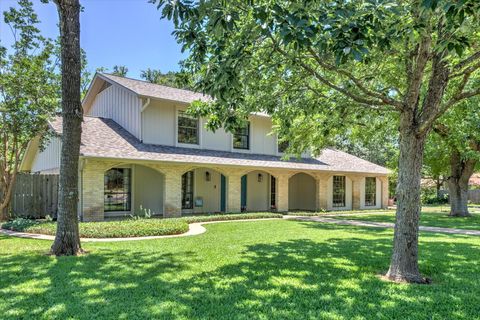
[[10, 173, 59, 219], [469, 190, 480, 204]]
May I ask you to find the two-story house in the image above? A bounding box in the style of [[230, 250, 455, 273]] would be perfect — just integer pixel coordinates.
[[21, 73, 390, 221]]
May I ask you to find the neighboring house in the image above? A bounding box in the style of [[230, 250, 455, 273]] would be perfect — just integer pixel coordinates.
[[21, 73, 390, 221]]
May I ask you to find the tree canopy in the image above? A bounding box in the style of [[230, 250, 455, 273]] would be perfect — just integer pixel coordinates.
[[0, 0, 58, 218], [154, 0, 480, 283]]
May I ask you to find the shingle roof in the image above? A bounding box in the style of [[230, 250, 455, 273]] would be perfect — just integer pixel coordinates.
[[99, 73, 211, 104], [49, 117, 389, 175]]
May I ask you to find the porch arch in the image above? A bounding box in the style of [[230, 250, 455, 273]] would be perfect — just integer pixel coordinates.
[[288, 172, 317, 211], [181, 167, 226, 214], [241, 170, 275, 212], [103, 164, 165, 218]]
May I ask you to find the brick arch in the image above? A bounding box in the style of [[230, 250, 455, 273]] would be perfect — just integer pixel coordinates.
[[288, 172, 317, 212]]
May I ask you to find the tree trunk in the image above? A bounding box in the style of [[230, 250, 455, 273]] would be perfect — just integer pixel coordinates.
[[447, 150, 475, 217], [435, 177, 442, 200], [386, 112, 427, 283], [50, 0, 83, 256]]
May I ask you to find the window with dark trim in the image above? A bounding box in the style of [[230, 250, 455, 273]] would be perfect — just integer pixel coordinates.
[[182, 171, 194, 209], [270, 175, 276, 210], [233, 122, 250, 150], [178, 111, 199, 144], [104, 168, 131, 212], [332, 175, 346, 207], [278, 140, 289, 153], [365, 177, 376, 206]]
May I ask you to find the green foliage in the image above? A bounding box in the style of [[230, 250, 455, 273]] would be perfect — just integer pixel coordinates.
[[182, 212, 282, 223], [2, 218, 189, 238], [1, 217, 38, 231], [140, 67, 194, 89], [112, 65, 128, 77], [0, 0, 58, 211], [152, 0, 480, 157], [1, 220, 480, 318], [421, 187, 449, 205]]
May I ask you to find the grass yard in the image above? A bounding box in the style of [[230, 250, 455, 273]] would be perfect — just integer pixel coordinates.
[[1, 220, 480, 319], [1, 213, 282, 238], [331, 207, 480, 230]]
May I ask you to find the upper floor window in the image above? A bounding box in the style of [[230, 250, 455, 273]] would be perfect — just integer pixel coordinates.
[[332, 175, 346, 207], [178, 111, 199, 144], [278, 140, 289, 153], [104, 168, 131, 212], [365, 177, 376, 206], [233, 122, 250, 150]]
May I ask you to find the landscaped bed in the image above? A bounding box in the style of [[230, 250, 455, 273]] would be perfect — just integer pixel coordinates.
[[1, 212, 282, 238]]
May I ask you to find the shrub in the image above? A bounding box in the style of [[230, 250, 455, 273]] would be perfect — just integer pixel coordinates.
[[1, 218, 39, 232]]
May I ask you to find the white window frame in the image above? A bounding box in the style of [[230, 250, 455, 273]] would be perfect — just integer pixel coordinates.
[[175, 106, 202, 149]]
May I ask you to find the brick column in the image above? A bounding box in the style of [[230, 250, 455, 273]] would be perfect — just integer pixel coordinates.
[[227, 173, 242, 213], [379, 176, 389, 208], [276, 174, 289, 212], [82, 160, 113, 222], [164, 169, 183, 218], [351, 176, 362, 210], [316, 174, 330, 211]]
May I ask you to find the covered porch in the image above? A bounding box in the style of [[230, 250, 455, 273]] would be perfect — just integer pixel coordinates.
[[79, 159, 389, 221]]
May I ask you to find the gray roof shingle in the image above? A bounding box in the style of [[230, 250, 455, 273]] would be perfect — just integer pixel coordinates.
[[49, 117, 389, 175], [99, 73, 211, 104]]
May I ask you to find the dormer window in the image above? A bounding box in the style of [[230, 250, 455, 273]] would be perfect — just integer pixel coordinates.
[[178, 111, 199, 144], [233, 122, 250, 150]]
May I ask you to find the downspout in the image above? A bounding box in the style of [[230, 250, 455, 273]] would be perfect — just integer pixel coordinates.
[[140, 98, 151, 142]]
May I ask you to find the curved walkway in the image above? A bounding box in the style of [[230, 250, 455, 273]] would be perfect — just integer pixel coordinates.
[[2, 216, 480, 241], [285, 216, 480, 236]]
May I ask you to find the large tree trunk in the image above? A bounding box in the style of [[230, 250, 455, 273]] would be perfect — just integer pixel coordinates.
[[50, 0, 83, 256], [448, 150, 475, 217], [386, 112, 427, 283]]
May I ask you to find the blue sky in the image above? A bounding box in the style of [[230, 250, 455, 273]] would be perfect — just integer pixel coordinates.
[[0, 0, 186, 78]]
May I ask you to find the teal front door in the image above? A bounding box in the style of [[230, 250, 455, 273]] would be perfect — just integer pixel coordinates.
[[241, 175, 247, 211], [220, 175, 226, 212]]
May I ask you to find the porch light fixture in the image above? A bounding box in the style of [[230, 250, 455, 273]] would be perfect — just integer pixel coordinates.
[[205, 171, 211, 181], [258, 173, 263, 182]]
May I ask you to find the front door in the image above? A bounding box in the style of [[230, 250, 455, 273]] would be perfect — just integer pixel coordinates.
[[241, 175, 247, 211], [220, 175, 226, 212]]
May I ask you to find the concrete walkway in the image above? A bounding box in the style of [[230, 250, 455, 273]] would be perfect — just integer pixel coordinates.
[[2, 216, 480, 241], [285, 215, 480, 236]]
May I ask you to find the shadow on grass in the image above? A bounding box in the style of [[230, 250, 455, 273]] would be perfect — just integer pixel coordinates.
[[0, 224, 479, 319]]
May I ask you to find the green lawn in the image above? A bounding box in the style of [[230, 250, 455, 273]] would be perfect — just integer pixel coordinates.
[[1, 220, 480, 319], [331, 208, 480, 230], [1, 213, 282, 238]]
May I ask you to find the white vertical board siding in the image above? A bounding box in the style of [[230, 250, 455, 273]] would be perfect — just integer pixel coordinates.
[[250, 117, 276, 155], [31, 136, 62, 173], [202, 118, 231, 151], [142, 100, 175, 145], [88, 84, 142, 139]]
